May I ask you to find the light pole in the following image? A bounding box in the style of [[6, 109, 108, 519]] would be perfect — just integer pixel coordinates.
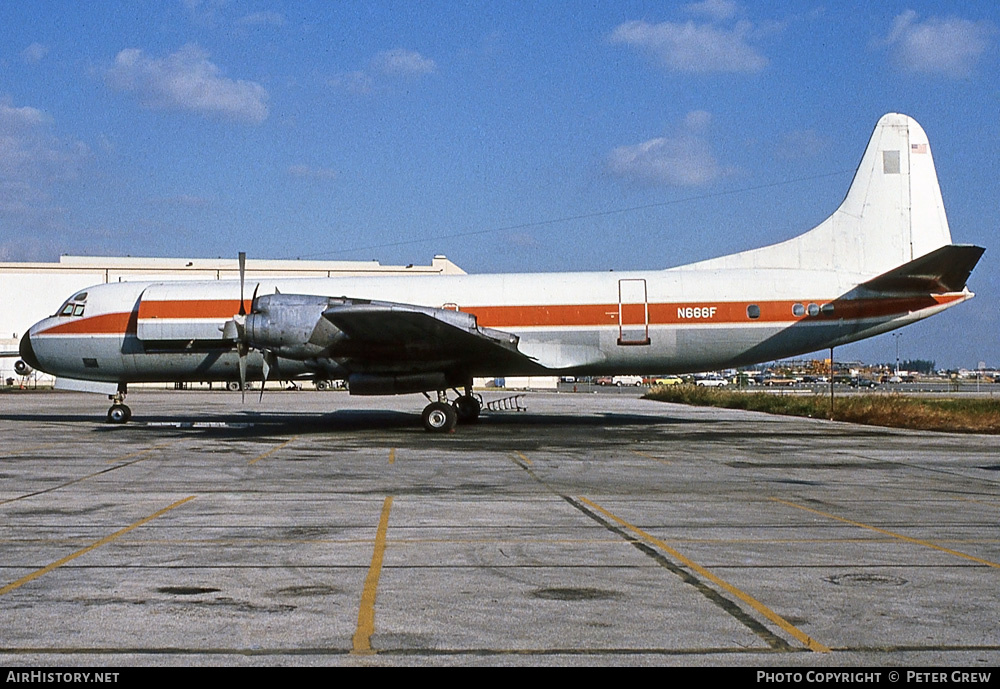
[[892, 332, 901, 375]]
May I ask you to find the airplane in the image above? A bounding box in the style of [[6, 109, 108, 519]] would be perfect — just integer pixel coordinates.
[[17, 113, 984, 432]]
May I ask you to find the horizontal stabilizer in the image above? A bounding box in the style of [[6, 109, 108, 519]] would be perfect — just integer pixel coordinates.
[[862, 245, 985, 293]]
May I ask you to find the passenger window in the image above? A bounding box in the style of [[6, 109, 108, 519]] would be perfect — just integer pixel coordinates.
[[807, 303, 820, 317], [821, 304, 835, 314], [792, 303, 805, 317], [746, 304, 760, 319]]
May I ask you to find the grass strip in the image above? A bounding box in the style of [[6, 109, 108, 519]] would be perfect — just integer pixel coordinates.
[[644, 386, 1000, 434]]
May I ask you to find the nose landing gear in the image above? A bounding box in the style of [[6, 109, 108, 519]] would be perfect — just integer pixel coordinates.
[[106, 385, 131, 424]]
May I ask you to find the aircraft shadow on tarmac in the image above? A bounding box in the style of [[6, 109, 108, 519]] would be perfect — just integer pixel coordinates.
[[0, 406, 894, 442], [2, 407, 700, 439]]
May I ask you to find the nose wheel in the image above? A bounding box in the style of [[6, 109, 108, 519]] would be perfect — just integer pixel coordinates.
[[106, 386, 131, 424], [107, 403, 132, 424]]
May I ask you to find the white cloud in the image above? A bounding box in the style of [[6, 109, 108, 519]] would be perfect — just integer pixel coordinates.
[[610, 18, 767, 73], [0, 97, 88, 186], [883, 10, 994, 77], [332, 49, 437, 95], [372, 49, 437, 77], [608, 112, 724, 187], [684, 110, 713, 132], [21, 43, 50, 64], [106, 44, 269, 123], [0, 96, 90, 258]]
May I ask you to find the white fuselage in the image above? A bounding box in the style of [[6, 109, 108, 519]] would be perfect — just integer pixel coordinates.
[[23, 264, 969, 386]]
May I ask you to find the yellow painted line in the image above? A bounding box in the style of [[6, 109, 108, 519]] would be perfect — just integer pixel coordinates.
[[352, 496, 394, 655], [248, 437, 298, 465], [514, 451, 532, 465], [631, 449, 671, 465], [770, 497, 1000, 569], [388, 448, 396, 465], [580, 496, 831, 654], [0, 496, 196, 597]]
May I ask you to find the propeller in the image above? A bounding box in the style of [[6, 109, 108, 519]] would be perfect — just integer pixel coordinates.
[[224, 252, 266, 403]]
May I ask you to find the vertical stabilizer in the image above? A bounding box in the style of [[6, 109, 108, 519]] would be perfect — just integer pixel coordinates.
[[692, 114, 953, 277]]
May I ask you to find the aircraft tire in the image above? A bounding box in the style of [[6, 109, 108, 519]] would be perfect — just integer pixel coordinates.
[[107, 404, 131, 424], [453, 395, 481, 424], [422, 402, 457, 433]]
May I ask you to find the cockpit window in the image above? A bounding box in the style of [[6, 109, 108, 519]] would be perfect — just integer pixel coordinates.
[[55, 292, 88, 318]]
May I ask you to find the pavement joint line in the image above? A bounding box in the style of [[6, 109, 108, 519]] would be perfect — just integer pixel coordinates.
[[0, 496, 197, 597], [506, 449, 804, 653], [0, 442, 178, 506], [578, 496, 832, 654], [352, 496, 394, 655], [248, 436, 298, 465], [769, 497, 1000, 569]]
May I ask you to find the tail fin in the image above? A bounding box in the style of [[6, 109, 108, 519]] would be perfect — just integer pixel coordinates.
[[695, 113, 953, 277]]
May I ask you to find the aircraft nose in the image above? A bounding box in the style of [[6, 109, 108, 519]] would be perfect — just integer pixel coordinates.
[[19, 331, 41, 371]]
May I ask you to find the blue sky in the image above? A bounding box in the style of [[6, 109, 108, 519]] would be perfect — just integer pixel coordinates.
[[0, 1, 997, 368]]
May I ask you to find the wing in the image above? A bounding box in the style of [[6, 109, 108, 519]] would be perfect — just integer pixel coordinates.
[[242, 293, 535, 391], [321, 299, 522, 364]]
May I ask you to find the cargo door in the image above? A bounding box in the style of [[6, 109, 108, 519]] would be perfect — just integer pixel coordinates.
[[136, 284, 236, 342]]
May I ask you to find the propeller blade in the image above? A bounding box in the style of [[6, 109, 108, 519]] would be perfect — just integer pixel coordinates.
[[238, 252, 247, 316], [258, 351, 273, 403], [238, 344, 247, 404]]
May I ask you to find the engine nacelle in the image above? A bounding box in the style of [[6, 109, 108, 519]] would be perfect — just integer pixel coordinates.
[[246, 294, 345, 359], [14, 360, 33, 376]]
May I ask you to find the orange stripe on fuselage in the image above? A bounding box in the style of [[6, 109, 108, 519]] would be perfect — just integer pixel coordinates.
[[138, 299, 251, 320], [37, 294, 965, 337], [37, 312, 133, 335]]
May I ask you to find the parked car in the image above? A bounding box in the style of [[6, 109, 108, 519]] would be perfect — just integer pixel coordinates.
[[850, 377, 879, 389], [695, 376, 728, 387], [653, 376, 684, 386], [613, 375, 644, 386]]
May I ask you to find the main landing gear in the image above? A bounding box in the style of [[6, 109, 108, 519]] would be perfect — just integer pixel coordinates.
[[106, 386, 132, 424], [421, 386, 482, 433]]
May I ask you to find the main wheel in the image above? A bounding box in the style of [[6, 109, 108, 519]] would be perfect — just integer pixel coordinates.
[[453, 395, 481, 424], [422, 401, 458, 433], [107, 404, 131, 424]]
